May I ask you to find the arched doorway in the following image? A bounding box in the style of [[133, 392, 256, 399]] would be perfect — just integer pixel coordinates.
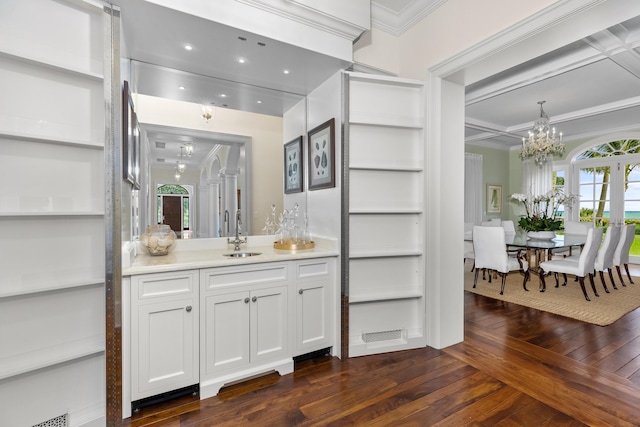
[[157, 184, 192, 238]]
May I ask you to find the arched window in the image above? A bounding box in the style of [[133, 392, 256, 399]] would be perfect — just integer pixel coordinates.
[[157, 184, 189, 195], [576, 139, 640, 160], [572, 139, 640, 262]]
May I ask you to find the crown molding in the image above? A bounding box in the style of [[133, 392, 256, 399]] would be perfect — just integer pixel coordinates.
[[236, 0, 368, 40], [371, 0, 446, 36]]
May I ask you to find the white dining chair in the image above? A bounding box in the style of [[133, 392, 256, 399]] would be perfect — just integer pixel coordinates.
[[613, 224, 635, 286], [593, 225, 621, 293], [551, 220, 593, 258], [472, 226, 529, 295], [538, 227, 603, 301]]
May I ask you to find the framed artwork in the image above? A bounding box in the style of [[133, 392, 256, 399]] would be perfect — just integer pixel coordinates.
[[307, 118, 335, 190], [487, 184, 502, 214], [122, 80, 135, 185], [284, 136, 303, 194]]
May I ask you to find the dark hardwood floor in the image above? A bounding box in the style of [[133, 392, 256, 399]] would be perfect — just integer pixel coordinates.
[[124, 268, 640, 426]]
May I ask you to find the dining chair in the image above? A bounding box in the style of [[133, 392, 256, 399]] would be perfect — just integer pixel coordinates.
[[538, 227, 603, 301], [472, 226, 529, 295], [593, 225, 621, 293], [613, 224, 636, 286], [550, 220, 593, 258]]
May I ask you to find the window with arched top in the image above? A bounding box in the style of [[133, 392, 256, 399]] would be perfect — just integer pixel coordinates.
[[571, 139, 640, 262], [576, 139, 640, 160], [157, 184, 189, 195]]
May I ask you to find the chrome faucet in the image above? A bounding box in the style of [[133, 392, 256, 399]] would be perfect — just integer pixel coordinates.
[[227, 209, 247, 251]]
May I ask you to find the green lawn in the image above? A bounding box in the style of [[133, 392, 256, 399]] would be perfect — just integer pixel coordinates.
[[631, 236, 640, 257]]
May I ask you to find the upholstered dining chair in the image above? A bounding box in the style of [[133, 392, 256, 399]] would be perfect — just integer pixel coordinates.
[[551, 220, 594, 258], [593, 225, 621, 293], [538, 227, 603, 301], [472, 225, 529, 295], [613, 224, 636, 286]]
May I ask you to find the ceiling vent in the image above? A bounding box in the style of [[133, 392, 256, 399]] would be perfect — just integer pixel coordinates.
[[155, 141, 166, 149], [157, 158, 165, 163]]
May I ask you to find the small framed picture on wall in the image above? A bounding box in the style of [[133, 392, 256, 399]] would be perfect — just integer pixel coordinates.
[[284, 136, 303, 194], [487, 184, 502, 214], [307, 118, 335, 191]]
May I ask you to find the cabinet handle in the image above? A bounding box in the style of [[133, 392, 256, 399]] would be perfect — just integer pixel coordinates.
[[299, 289, 304, 294], [244, 297, 250, 304], [185, 305, 192, 312], [252, 296, 257, 302]]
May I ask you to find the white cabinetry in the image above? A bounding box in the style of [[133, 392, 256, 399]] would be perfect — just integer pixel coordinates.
[[130, 271, 199, 401], [0, 1, 110, 425], [344, 72, 426, 357], [199, 262, 293, 399], [293, 259, 334, 356]]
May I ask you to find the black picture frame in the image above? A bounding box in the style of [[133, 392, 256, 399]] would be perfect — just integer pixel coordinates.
[[122, 80, 135, 185], [284, 136, 303, 194], [307, 118, 335, 190]]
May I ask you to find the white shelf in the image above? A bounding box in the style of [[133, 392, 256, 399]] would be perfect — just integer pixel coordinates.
[[349, 249, 423, 259], [0, 129, 104, 149], [0, 335, 105, 380], [349, 291, 423, 304], [0, 279, 104, 299], [0, 211, 104, 217], [0, 49, 104, 81], [349, 165, 423, 172], [347, 71, 424, 88], [349, 208, 423, 214], [347, 120, 423, 130]]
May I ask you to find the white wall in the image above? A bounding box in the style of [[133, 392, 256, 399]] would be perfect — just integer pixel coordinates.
[[283, 98, 308, 213], [305, 71, 343, 240]]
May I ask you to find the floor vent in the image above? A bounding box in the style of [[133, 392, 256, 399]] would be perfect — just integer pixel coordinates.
[[33, 414, 68, 427], [362, 329, 403, 343]]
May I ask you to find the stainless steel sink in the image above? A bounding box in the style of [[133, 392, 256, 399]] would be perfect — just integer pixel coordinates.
[[223, 252, 262, 258]]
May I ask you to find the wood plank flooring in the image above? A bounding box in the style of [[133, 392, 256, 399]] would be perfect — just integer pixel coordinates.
[[124, 272, 640, 426]]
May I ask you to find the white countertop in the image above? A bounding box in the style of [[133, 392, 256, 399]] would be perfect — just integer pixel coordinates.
[[123, 235, 339, 276]]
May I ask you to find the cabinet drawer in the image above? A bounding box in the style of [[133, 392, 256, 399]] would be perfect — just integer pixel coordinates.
[[132, 271, 197, 300], [201, 263, 289, 292], [295, 259, 330, 280]]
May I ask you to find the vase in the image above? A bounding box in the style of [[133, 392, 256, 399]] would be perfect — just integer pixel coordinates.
[[527, 230, 556, 240], [140, 224, 177, 256]]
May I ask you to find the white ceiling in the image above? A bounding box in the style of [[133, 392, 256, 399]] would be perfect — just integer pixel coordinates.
[[118, 1, 640, 170]]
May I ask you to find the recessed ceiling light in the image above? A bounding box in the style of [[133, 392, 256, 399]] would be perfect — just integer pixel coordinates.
[[220, 94, 227, 98], [178, 86, 185, 90], [256, 100, 262, 104], [184, 44, 193, 51], [237, 57, 246, 64], [283, 69, 290, 75]]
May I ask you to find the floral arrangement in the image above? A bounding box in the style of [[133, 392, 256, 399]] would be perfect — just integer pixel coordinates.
[[511, 189, 577, 232]]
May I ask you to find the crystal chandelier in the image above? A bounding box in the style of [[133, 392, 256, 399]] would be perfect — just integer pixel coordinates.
[[520, 101, 564, 166]]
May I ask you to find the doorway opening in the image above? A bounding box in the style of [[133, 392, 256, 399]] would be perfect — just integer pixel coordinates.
[[157, 184, 193, 238]]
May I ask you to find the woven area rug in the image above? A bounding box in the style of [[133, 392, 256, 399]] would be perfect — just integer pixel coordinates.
[[464, 267, 640, 326]]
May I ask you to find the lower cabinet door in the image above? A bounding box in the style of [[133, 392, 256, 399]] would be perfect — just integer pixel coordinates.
[[133, 297, 198, 400], [203, 290, 251, 376], [295, 280, 331, 355], [250, 286, 289, 364]]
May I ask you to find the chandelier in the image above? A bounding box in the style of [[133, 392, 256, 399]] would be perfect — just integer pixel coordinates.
[[520, 101, 564, 166]]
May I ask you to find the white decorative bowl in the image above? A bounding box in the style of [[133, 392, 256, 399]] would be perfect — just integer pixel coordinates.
[[527, 230, 556, 240]]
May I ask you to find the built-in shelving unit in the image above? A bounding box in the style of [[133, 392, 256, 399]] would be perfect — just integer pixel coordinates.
[[344, 71, 425, 357], [0, 0, 108, 425]]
